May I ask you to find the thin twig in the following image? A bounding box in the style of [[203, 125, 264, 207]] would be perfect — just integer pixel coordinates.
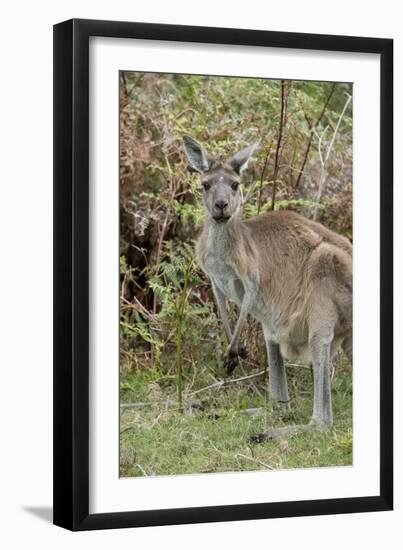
[[313, 93, 351, 220], [236, 453, 274, 470], [135, 463, 149, 476], [242, 176, 258, 206], [122, 296, 157, 322], [295, 83, 336, 189], [120, 424, 137, 434], [285, 363, 312, 370], [257, 144, 272, 214], [188, 370, 265, 397], [271, 80, 286, 210], [120, 72, 128, 98], [120, 402, 151, 410]]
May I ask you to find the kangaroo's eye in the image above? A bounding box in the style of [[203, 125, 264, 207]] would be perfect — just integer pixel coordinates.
[[231, 181, 239, 191], [202, 181, 211, 191]]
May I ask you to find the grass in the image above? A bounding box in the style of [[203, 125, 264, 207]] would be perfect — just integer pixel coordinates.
[[120, 353, 352, 477]]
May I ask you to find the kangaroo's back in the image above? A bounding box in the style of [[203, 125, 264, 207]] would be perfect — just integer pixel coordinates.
[[244, 210, 352, 256], [240, 210, 352, 302]]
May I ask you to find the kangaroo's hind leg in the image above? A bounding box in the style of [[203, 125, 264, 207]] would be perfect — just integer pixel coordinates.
[[250, 305, 337, 444], [250, 326, 297, 444], [308, 300, 338, 430], [263, 325, 289, 404]]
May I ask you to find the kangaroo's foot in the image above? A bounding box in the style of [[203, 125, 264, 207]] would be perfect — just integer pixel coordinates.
[[272, 400, 291, 414], [250, 418, 333, 444], [309, 418, 332, 432], [223, 345, 249, 374], [238, 345, 249, 359], [250, 424, 310, 444]]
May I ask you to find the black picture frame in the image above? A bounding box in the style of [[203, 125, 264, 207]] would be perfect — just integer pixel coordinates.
[[53, 18, 393, 531]]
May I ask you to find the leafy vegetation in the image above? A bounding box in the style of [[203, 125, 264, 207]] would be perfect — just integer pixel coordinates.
[[119, 72, 353, 477]]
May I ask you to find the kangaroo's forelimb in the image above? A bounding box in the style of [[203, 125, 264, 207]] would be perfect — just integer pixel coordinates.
[[223, 280, 257, 373], [211, 282, 233, 343]]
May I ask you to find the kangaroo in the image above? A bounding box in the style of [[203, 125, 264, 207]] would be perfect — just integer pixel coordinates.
[[183, 135, 352, 440]]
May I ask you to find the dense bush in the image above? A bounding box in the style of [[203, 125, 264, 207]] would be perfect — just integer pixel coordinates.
[[120, 72, 352, 376]]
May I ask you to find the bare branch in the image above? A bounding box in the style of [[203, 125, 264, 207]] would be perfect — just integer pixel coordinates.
[[120, 402, 151, 410], [188, 370, 266, 397], [313, 93, 351, 220], [236, 453, 274, 470], [257, 144, 272, 213], [295, 83, 336, 189], [271, 80, 286, 210]]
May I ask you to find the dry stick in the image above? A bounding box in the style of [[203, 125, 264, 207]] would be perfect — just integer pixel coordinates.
[[236, 453, 274, 470], [188, 370, 266, 397], [283, 80, 293, 130], [120, 368, 271, 413], [289, 146, 297, 188], [313, 93, 352, 221], [120, 425, 137, 435], [257, 144, 273, 214], [241, 176, 256, 207], [238, 362, 264, 399], [271, 80, 286, 210], [120, 72, 128, 98], [120, 402, 151, 410], [285, 362, 311, 369], [294, 83, 336, 190], [135, 464, 149, 476], [122, 296, 157, 322]]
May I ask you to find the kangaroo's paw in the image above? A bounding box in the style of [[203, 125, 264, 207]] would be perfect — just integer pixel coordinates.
[[238, 345, 249, 359], [223, 345, 249, 374], [223, 350, 239, 374]]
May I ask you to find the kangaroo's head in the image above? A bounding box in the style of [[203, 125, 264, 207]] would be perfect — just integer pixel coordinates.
[[182, 136, 259, 224]]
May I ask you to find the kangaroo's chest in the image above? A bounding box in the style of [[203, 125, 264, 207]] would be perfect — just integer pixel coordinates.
[[204, 255, 244, 306]]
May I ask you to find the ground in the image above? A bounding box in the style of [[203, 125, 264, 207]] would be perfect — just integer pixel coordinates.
[[120, 354, 352, 477]]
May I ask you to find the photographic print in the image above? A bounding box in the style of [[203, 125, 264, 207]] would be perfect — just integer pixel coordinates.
[[119, 72, 353, 477], [54, 19, 393, 530]]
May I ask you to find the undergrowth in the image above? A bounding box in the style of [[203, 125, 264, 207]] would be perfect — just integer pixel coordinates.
[[120, 353, 352, 477]]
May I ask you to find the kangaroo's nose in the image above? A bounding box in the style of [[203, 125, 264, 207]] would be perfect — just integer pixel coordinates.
[[215, 199, 228, 210]]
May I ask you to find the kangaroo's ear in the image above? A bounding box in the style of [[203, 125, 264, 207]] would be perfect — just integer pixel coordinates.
[[182, 135, 212, 173], [227, 141, 260, 175]]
